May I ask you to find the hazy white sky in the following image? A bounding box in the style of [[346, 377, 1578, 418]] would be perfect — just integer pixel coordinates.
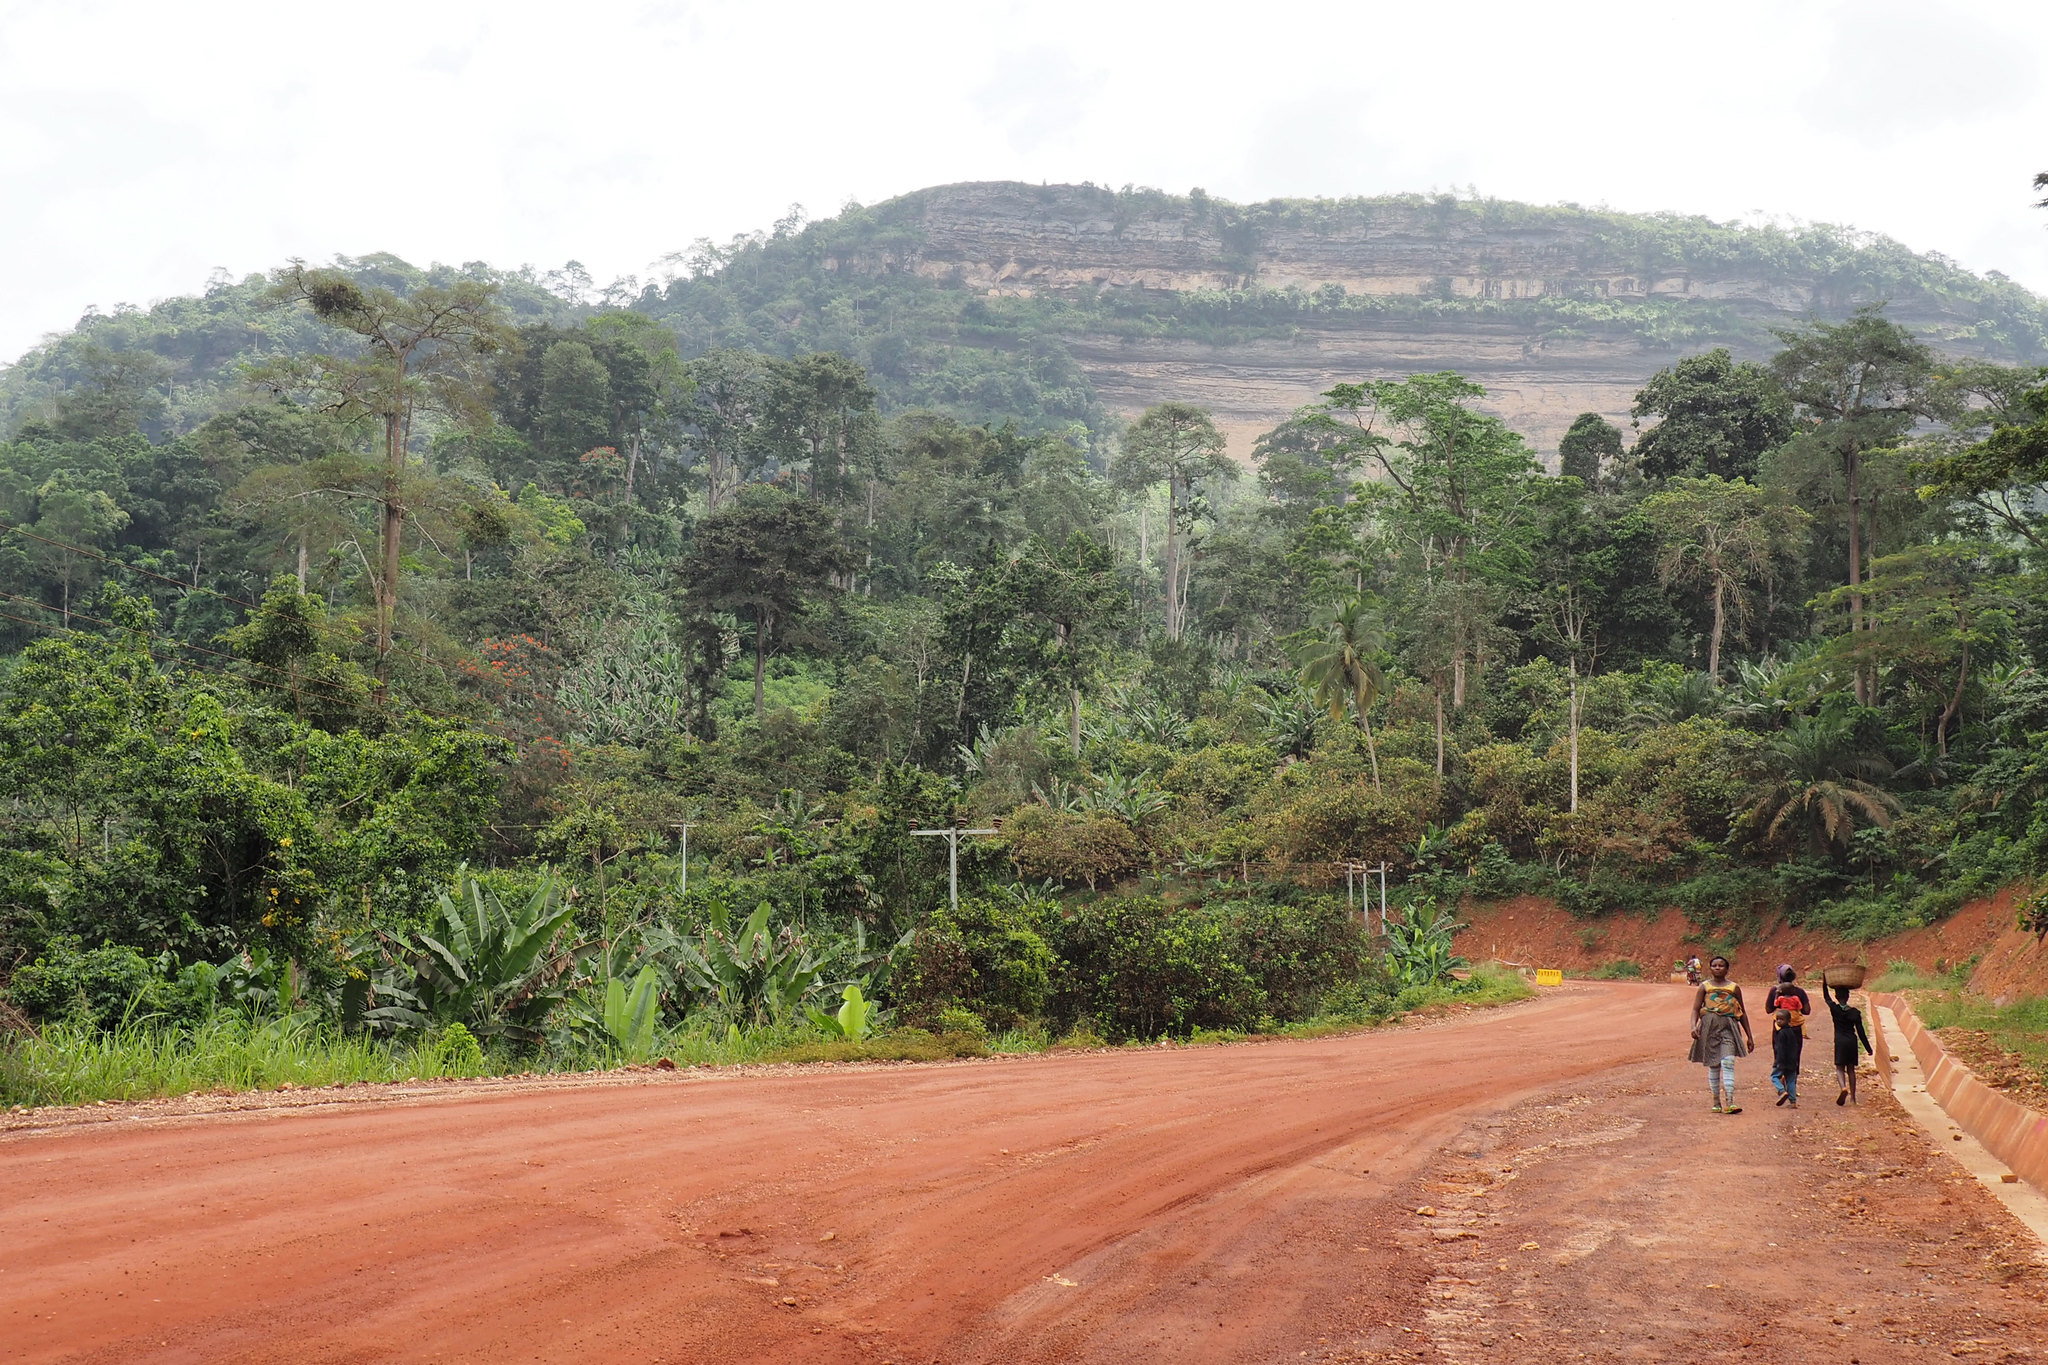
[[3, 0, 2045, 363]]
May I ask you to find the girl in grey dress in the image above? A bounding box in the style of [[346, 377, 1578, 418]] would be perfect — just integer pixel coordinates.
[[1688, 954, 1756, 1113]]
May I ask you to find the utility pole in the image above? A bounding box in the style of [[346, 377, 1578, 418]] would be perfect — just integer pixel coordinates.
[[672, 823, 695, 896], [912, 827, 997, 913], [1377, 861, 1389, 936]]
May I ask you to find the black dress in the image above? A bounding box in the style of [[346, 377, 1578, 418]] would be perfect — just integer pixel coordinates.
[[1828, 993, 1872, 1069]]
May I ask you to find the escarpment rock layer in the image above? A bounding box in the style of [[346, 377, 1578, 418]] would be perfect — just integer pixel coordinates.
[[836, 182, 2046, 456]]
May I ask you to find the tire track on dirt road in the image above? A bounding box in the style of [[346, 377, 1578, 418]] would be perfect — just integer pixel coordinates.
[[5, 983, 1695, 1363]]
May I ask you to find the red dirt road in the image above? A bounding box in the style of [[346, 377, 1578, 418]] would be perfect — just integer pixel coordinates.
[[5, 983, 2043, 1363]]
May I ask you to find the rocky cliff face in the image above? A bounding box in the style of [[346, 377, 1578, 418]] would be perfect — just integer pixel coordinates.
[[886, 184, 1795, 310], [829, 182, 2039, 458]]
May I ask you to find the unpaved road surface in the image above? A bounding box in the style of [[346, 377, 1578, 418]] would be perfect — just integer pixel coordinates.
[[4, 983, 2044, 1363]]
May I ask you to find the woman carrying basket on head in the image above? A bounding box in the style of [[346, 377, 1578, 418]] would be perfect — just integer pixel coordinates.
[[1689, 954, 1755, 1114], [1823, 967, 1873, 1105]]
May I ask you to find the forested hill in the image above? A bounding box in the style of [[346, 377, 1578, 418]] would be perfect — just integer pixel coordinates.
[[5, 175, 2048, 1064], [7, 184, 2046, 455]]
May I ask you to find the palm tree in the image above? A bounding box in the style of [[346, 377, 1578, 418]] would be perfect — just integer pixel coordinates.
[[1742, 713, 1901, 858], [1626, 670, 1726, 729], [1295, 598, 1387, 791]]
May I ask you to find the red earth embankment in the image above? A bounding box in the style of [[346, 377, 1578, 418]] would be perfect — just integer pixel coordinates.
[[1452, 884, 2048, 999]]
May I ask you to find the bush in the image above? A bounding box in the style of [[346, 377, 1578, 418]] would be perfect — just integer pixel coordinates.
[[4, 939, 208, 1030], [1207, 894, 1366, 1021], [1553, 871, 1655, 918], [434, 1023, 485, 1073], [894, 894, 1058, 1028], [934, 1006, 990, 1041], [999, 805, 1141, 890], [1050, 896, 1265, 1041]]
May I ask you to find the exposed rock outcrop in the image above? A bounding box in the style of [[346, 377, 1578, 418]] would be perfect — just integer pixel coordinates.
[[834, 183, 2045, 457]]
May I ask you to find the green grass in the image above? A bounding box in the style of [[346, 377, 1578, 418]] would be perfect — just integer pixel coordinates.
[[1, 966, 1538, 1110], [1869, 959, 1971, 992], [759, 1028, 989, 1065], [0, 1012, 829, 1109], [1587, 959, 1644, 980], [0, 1013, 465, 1108], [1908, 992, 2048, 1076]]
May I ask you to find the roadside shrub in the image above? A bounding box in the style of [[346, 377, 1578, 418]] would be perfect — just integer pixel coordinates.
[[895, 894, 1057, 1028], [999, 805, 1141, 890], [1050, 896, 1264, 1041], [934, 1006, 990, 1041], [1207, 894, 1366, 1020], [434, 1023, 485, 1073], [4, 938, 209, 1030]]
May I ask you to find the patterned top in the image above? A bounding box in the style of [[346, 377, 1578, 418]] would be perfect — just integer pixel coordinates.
[[1701, 983, 1743, 1017]]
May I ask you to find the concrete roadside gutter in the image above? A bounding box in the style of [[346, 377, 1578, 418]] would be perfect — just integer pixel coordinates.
[[1871, 990, 2048, 1254]]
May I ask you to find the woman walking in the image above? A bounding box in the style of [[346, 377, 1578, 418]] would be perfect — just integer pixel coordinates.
[[1764, 965, 1811, 1107], [1827, 984, 1872, 1105], [1689, 954, 1755, 1114]]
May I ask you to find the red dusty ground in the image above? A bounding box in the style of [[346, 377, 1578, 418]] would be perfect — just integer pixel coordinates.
[[6, 981, 2046, 1364], [6, 985, 1673, 1365]]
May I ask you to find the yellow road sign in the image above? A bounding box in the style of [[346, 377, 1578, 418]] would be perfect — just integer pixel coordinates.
[[1535, 968, 1563, 987]]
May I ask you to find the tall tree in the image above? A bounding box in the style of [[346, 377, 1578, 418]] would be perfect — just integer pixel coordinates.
[[1294, 597, 1388, 790], [762, 353, 879, 504], [997, 532, 1127, 755], [679, 350, 770, 512], [1556, 412, 1622, 488], [1770, 308, 1936, 700], [1304, 372, 1543, 768], [1820, 541, 2016, 756], [1915, 368, 2048, 548], [1631, 348, 1792, 483], [51, 343, 171, 443], [1111, 403, 1235, 640], [1641, 476, 1809, 680], [679, 485, 854, 717], [267, 265, 513, 660]]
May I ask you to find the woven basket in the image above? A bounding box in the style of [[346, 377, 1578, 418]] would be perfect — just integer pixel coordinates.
[[1822, 963, 1866, 989]]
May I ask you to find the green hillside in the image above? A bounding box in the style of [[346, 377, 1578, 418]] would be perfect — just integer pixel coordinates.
[[8, 186, 2044, 445]]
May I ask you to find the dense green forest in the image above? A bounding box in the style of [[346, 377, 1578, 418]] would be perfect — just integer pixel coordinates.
[[5, 188, 2048, 1088]]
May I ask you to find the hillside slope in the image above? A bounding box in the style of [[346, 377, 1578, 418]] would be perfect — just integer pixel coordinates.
[[772, 182, 2048, 454], [7, 184, 2045, 458]]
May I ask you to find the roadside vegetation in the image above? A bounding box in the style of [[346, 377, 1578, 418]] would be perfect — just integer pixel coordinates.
[[4, 182, 2048, 1108]]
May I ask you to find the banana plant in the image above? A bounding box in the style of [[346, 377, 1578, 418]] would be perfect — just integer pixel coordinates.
[[560, 934, 671, 1060], [673, 897, 825, 1024], [1385, 898, 1470, 987], [806, 984, 877, 1040], [604, 965, 663, 1059], [365, 869, 586, 1044]]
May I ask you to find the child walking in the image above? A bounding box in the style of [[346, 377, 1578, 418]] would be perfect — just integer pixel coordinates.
[[1689, 955, 1754, 1114], [1827, 984, 1873, 1105], [1764, 965, 1810, 1108]]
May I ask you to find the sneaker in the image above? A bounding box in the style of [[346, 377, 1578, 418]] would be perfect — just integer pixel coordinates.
[[1723, 1106, 1743, 1114], [1837, 1089, 1848, 1106], [1788, 1099, 1798, 1108], [1776, 1093, 1789, 1107]]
